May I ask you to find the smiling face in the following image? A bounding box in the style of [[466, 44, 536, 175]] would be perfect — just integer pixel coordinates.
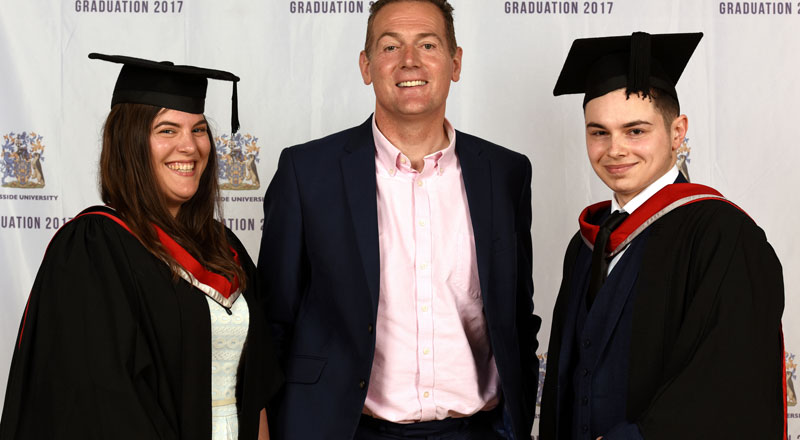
[[359, 1, 462, 124], [584, 88, 688, 207], [149, 109, 211, 217]]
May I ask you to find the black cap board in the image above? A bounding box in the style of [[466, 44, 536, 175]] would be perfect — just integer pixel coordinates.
[[552, 32, 703, 109], [88, 53, 241, 133]]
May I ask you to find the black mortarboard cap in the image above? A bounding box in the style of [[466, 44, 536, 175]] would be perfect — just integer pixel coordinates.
[[553, 32, 703, 109], [89, 53, 241, 133]]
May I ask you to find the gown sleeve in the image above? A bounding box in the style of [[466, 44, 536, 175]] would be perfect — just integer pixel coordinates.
[[0, 215, 171, 439], [632, 206, 785, 439]]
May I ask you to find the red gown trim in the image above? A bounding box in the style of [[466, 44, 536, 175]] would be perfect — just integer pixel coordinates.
[[783, 326, 788, 440], [578, 183, 743, 255], [80, 210, 241, 298], [19, 208, 240, 348]]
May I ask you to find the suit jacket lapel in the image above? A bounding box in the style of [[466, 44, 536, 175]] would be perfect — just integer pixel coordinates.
[[588, 264, 640, 370], [584, 229, 650, 370], [341, 117, 381, 316], [456, 133, 492, 302]]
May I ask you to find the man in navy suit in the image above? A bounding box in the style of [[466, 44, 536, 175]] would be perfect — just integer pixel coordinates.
[[259, 1, 539, 438]]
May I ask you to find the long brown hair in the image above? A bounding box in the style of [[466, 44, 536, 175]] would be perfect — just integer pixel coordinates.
[[99, 103, 246, 289]]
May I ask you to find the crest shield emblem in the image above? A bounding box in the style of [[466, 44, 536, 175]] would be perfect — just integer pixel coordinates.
[[2, 132, 46, 188], [216, 132, 261, 190]]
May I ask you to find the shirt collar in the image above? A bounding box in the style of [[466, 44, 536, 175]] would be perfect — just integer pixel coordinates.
[[611, 165, 680, 214], [372, 116, 457, 177]]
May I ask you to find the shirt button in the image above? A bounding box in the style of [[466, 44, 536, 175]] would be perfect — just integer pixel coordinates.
[[368, 324, 373, 334], [401, 157, 407, 164], [417, 180, 423, 187], [359, 380, 366, 389], [418, 220, 426, 227], [423, 348, 430, 355], [389, 168, 396, 176], [419, 263, 427, 270], [582, 368, 590, 377], [423, 391, 430, 398], [583, 339, 591, 348], [421, 305, 428, 312]]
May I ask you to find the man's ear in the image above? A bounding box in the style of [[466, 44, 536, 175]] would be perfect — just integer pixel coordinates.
[[671, 114, 689, 151], [359, 51, 372, 85], [451, 47, 463, 82]]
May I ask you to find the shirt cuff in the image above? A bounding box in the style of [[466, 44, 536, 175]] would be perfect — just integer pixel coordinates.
[[603, 422, 644, 440]]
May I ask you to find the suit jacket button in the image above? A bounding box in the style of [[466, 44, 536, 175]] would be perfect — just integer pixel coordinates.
[[359, 380, 366, 389], [368, 324, 374, 334]]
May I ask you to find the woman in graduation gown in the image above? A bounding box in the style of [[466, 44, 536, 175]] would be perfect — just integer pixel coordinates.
[[0, 53, 282, 440]]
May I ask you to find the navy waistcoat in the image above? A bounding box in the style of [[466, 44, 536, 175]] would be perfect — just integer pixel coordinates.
[[558, 227, 650, 439]]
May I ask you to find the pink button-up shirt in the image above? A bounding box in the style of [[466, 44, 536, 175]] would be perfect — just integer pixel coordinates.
[[363, 117, 500, 423]]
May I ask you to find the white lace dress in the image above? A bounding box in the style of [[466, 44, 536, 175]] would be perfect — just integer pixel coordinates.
[[207, 294, 249, 440]]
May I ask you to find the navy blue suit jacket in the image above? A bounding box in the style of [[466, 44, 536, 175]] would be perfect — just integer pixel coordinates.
[[258, 117, 540, 439]]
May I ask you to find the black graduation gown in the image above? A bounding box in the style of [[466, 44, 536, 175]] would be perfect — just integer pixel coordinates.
[[541, 198, 785, 439], [0, 206, 283, 439]]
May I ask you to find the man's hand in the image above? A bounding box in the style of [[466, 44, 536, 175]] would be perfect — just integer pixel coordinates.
[[258, 408, 269, 440]]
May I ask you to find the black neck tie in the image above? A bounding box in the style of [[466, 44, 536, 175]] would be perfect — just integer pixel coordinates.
[[586, 210, 629, 309]]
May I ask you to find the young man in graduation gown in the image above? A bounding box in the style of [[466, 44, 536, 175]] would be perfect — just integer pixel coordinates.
[[539, 32, 785, 439], [258, 1, 539, 438]]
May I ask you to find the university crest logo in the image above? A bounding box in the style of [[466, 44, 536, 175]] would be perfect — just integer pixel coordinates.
[[537, 352, 547, 406], [215, 133, 261, 190], [676, 137, 691, 182], [1, 132, 46, 188], [788, 352, 797, 406]]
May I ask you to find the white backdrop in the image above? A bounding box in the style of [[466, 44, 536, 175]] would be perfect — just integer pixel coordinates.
[[1, 0, 799, 437]]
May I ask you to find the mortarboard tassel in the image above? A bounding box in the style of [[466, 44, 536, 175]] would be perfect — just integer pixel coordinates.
[[231, 81, 240, 134], [627, 31, 652, 99]]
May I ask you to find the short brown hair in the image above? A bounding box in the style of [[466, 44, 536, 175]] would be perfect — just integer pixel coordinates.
[[364, 0, 457, 58], [649, 88, 681, 130], [99, 103, 246, 289], [619, 88, 680, 131]]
